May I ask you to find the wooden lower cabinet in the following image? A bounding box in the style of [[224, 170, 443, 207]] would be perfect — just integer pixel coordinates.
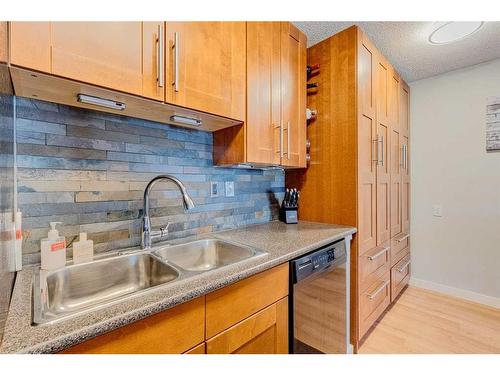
[[391, 253, 411, 302], [358, 272, 391, 338], [184, 343, 206, 354], [60, 264, 289, 354], [206, 297, 288, 354], [61, 297, 205, 354]]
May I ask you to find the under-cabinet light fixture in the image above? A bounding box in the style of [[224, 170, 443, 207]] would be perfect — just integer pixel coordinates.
[[77, 94, 126, 111], [169, 115, 203, 127]]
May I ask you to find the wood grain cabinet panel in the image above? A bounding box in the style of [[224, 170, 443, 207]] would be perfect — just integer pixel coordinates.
[[165, 22, 246, 121], [60, 297, 205, 354], [391, 254, 410, 302], [375, 55, 392, 246], [0, 22, 8, 63], [206, 297, 288, 354], [214, 22, 306, 168], [205, 263, 289, 338], [280, 22, 307, 168], [246, 21, 282, 165], [184, 342, 206, 354], [357, 32, 377, 255], [9, 22, 51, 72], [10, 22, 165, 101], [286, 26, 410, 348]]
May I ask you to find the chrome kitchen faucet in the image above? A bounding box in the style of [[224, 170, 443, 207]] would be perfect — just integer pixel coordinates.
[[141, 175, 195, 249]]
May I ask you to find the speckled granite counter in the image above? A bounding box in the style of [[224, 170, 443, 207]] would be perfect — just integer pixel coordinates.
[[0, 220, 356, 354]]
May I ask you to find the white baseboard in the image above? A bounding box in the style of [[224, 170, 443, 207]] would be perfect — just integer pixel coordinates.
[[409, 277, 500, 309]]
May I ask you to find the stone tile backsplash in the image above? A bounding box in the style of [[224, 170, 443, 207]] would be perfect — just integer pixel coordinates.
[[15, 98, 285, 264]]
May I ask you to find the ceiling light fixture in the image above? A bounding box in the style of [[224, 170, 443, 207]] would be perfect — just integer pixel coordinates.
[[428, 22, 484, 45]]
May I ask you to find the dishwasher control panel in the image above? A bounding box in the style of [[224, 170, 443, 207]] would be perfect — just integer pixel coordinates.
[[292, 239, 347, 283]]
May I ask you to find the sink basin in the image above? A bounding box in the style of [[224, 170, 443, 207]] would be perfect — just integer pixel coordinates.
[[154, 238, 265, 272], [33, 253, 179, 325]]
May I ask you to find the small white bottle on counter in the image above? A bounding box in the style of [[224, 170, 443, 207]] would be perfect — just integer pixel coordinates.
[[41, 221, 66, 270], [72, 232, 94, 264]]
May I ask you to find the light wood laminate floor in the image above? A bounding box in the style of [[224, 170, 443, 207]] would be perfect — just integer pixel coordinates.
[[359, 286, 500, 354]]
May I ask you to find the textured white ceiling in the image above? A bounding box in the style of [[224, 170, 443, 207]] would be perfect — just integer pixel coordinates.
[[293, 22, 500, 82]]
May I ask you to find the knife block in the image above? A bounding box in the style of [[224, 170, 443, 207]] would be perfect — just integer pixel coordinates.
[[279, 206, 298, 224]]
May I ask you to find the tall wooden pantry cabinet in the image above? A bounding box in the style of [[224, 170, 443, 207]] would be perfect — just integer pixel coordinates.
[[286, 25, 411, 350]]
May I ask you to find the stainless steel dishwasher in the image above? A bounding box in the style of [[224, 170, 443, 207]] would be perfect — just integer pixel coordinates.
[[290, 237, 351, 354]]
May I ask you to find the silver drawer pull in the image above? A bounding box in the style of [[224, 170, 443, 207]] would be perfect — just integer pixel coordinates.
[[397, 259, 411, 273], [396, 233, 410, 242], [367, 280, 390, 300], [172, 31, 179, 92], [367, 246, 389, 261]]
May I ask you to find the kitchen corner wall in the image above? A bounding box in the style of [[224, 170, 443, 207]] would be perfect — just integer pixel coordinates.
[[15, 98, 285, 265]]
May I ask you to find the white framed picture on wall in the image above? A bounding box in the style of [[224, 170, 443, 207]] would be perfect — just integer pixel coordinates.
[[486, 96, 500, 152]]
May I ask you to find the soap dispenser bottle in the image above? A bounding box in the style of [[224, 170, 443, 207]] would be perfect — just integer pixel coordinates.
[[41, 221, 67, 270], [72, 232, 94, 264]]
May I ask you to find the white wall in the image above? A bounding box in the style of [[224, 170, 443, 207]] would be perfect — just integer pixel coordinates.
[[410, 58, 500, 305]]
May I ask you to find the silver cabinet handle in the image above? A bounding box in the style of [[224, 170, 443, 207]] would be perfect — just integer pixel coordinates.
[[172, 31, 179, 92], [400, 145, 405, 168], [397, 259, 411, 273], [280, 124, 285, 158], [157, 24, 165, 88], [396, 233, 410, 242], [372, 138, 379, 164], [367, 280, 390, 300], [274, 124, 281, 155], [287, 121, 291, 160], [380, 134, 384, 167], [156, 27, 160, 87], [403, 144, 408, 170], [367, 246, 389, 261]]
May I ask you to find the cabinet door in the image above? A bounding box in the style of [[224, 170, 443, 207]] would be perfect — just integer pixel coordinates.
[[10, 22, 164, 101], [246, 22, 281, 165], [280, 22, 307, 168], [206, 297, 288, 354], [357, 31, 377, 255], [165, 22, 246, 121], [389, 71, 402, 238], [60, 297, 205, 354], [1, 22, 8, 63], [10, 22, 51, 72], [375, 54, 391, 246], [401, 81, 410, 235]]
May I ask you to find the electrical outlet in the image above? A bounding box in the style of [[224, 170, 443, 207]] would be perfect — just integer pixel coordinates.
[[433, 204, 443, 217], [225, 181, 235, 197], [210, 182, 220, 198]]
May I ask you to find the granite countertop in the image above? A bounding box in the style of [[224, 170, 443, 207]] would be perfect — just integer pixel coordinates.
[[0, 220, 356, 354]]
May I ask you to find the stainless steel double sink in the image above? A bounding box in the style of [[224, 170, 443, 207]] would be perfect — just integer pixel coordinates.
[[33, 238, 266, 325]]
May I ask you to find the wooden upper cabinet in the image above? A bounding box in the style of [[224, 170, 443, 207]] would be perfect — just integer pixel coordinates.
[[246, 22, 281, 165], [213, 22, 307, 168], [9, 22, 165, 101], [280, 22, 307, 168], [1, 22, 8, 63], [10, 22, 51, 72], [165, 22, 246, 121]]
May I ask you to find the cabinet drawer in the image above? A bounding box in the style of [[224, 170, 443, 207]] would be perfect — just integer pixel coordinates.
[[358, 242, 390, 292], [358, 272, 391, 339], [60, 296, 205, 354], [391, 233, 410, 266], [206, 263, 289, 338], [391, 254, 411, 302]]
